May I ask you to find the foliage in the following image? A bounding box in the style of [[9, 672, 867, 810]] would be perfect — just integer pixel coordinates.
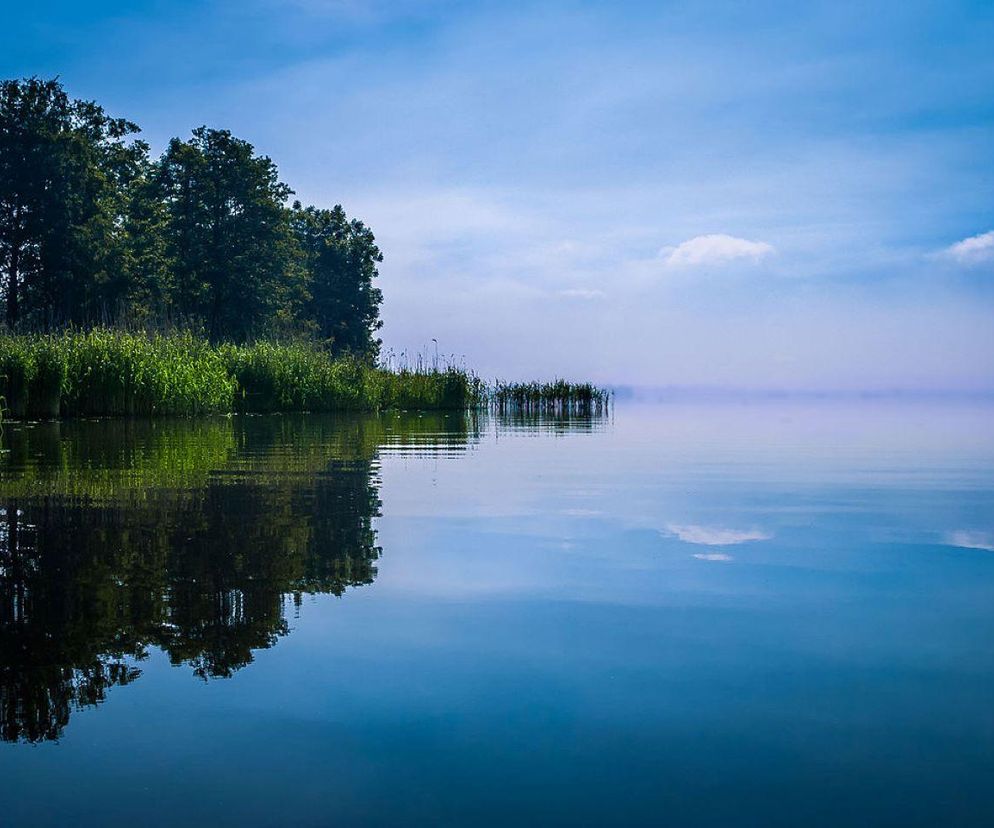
[[490, 379, 611, 415], [379, 367, 482, 410], [58, 329, 235, 416], [0, 329, 479, 418], [221, 342, 371, 412], [0, 77, 147, 328], [0, 335, 32, 417], [0, 78, 383, 353], [156, 127, 303, 341], [0, 78, 607, 412], [291, 203, 383, 358]]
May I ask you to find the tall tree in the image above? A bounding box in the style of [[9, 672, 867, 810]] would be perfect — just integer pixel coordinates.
[[120, 159, 172, 323], [2, 79, 385, 344], [0, 77, 144, 328], [155, 127, 302, 341], [291, 202, 383, 359]]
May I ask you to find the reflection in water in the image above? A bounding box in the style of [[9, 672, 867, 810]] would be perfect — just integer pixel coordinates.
[[945, 530, 994, 552], [0, 419, 384, 742], [488, 410, 611, 436], [0, 411, 603, 743], [664, 524, 773, 546]]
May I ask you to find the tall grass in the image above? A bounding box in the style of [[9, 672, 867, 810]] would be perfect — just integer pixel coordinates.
[[0, 330, 481, 418], [59, 330, 235, 416], [379, 367, 484, 411], [490, 379, 610, 415], [220, 343, 479, 412], [0, 330, 606, 419], [0, 335, 69, 418], [221, 342, 372, 412]]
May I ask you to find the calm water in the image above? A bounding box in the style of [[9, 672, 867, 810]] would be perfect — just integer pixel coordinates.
[[1, 403, 993, 826]]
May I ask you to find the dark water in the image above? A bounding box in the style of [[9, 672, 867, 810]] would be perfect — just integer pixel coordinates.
[[1, 403, 992, 826]]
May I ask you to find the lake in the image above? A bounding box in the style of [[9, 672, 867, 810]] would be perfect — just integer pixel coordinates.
[[1, 402, 993, 826]]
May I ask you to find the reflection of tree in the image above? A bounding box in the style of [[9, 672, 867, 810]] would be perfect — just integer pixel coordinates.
[[1, 409, 602, 742], [157, 468, 380, 680], [1, 500, 151, 743], [0, 414, 420, 742]]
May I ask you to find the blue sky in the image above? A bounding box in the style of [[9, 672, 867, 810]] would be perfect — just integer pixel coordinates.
[[4, 0, 993, 390]]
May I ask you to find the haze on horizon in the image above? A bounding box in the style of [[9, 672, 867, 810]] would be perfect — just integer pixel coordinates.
[[4, 0, 992, 392]]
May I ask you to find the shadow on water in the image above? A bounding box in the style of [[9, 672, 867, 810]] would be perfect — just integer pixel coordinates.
[[0, 410, 605, 743]]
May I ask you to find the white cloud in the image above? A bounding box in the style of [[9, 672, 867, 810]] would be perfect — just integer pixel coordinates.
[[559, 288, 605, 300], [942, 231, 994, 266], [660, 234, 775, 268], [664, 524, 772, 546], [693, 552, 734, 561], [945, 530, 994, 552]]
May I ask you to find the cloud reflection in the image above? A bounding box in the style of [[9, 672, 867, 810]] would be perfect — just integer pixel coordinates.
[[665, 524, 772, 546], [945, 530, 994, 552]]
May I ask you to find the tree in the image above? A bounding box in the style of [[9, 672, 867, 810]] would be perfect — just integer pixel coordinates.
[[120, 159, 172, 323], [0, 77, 145, 328], [155, 127, 303, 341], [292, 202, 383, 359], [1, 79, 384, 345]]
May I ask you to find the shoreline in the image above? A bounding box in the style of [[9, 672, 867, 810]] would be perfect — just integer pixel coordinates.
[[0, 329, 608, 420]]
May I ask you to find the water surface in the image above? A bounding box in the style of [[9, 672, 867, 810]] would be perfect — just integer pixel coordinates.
[[1, 403, 993, 826]]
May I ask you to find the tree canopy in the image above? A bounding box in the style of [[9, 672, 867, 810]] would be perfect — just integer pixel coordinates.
[[0, 77, 383, 357], [291, 203, 383, 358]]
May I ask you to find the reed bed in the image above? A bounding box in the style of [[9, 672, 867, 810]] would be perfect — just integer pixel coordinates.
[[61, 330, 235, 416], [489, 380, 611, 415], [0, 330, 480, 418], [221, 342, 371, 412], [0, 331, 605, 419], [0, 330, 235, 417], [379, 367, 485, 411]]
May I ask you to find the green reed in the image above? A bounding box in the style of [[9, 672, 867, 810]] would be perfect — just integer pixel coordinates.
[[378, 367, 483, 411], [222, 341, 365, 412], [0, 330, 485, 418], [489, 379, 611, 415], [0, 330, 236, 417], [221, 343, 479, 412]]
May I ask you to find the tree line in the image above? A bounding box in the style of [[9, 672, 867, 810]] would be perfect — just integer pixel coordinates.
[[0, 77, 383, 357]]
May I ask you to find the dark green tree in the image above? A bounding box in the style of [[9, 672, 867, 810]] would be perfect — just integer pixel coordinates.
[[292, 202, 383, 359], [155, 127, 303, 341], [0, 77, 146, 328], [2, 79, 385, 345], [119, 156, 172, 323]]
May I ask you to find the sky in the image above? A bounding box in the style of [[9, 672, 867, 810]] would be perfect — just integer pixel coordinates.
[[3, 0, 993, 392]]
